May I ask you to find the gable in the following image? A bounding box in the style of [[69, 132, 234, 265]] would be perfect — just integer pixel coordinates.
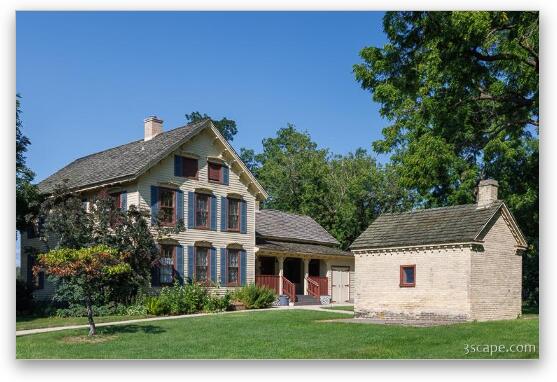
[[475, 204, 528, 249]]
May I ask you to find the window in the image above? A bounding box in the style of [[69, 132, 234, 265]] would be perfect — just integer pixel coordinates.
[[195, 193, 210, 228], [227, 249, 240, 286], [195, 247, 209, 283], [227, 198, 241, 231], [158, 188, 175, 225], [159, 245, 175, 285], [110, 192, 122, 210], [400, 265, 416, 287], [183, 157, 198, 178], [208, 162, 222, 183]]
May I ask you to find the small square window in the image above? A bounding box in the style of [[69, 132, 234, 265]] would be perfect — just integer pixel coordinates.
[[181, 157, 199, 178], [208, 163, 222, 183], [400, 265, 416, 287]]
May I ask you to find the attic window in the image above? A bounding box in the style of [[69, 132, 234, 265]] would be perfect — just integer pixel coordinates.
[[208, 162, 222, 183], [400, 265, 416, 287]]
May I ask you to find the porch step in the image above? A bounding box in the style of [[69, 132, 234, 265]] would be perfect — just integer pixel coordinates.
[[294, 294, 321, 306]]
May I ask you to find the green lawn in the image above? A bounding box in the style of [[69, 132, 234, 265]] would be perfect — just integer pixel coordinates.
[[16, 314, 152, 331], [16, 309, 538, 359], [322, 305, 354, 311]]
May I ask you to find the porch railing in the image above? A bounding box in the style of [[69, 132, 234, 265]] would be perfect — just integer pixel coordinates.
[[255, 275, 280, 294], [308, 276, 328, 296], [306, 277, 320, 298], [282, 276, 296, 302]]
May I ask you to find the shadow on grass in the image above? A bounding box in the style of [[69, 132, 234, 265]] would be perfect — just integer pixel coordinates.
[[98, 324, 166, 335]]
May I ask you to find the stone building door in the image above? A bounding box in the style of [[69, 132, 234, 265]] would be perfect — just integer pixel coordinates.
[[332, 267, 350, 302]]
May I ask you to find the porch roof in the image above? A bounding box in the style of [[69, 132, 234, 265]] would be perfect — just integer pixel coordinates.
[[256, 239, 351, 257]]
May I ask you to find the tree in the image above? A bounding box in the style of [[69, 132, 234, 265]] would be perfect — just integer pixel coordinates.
[[16, 94, 39, 231], [185, 111, 238, 142], [35, 245, 131, 335], [354, 11, 538, 304]]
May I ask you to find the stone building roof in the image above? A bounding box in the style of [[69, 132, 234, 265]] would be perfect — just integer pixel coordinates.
[[255, 209, 340, 246], [350, 200, 526, 250]]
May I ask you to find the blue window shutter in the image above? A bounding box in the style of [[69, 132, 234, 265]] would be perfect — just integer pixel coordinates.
[[220, 197, 227, 231], [174, 155, 183, 177], [210, 248, 217, 283], [240, 200, 247, 234], [210, 195, 217, 231], [223, 166, 229, 185], [187, 192, 195, 228], [38, 272, 45, 289], [176, 189, 184, 228], [220, 248, 227, 285], [240, 250, 247, 286], [26, 255, 34, 287], [151, 260, 160, 287], [120, 191, 127, 212], [150, 186, 159, 225], [175, 245, 184, 285], [187, 246, 194, 282]]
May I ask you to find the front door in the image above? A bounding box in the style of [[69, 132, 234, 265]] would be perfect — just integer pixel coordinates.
[[332, 267, 350, 302]]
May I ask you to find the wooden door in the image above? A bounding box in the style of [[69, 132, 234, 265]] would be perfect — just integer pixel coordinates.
[[332, 267, 350, 302]]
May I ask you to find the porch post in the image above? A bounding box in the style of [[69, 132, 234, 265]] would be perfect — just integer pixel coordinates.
[[278, 256, 284, 295], [325, 260, 332, 296], [303, 258, 309, 295]]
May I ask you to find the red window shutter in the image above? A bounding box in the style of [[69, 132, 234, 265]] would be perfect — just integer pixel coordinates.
[[208, 163, 222, 182], [182, 157, 198, 178]]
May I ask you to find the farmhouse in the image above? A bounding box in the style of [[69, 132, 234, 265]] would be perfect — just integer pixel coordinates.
[[350, 179, 527, 322], [21, 117, 354, 305]]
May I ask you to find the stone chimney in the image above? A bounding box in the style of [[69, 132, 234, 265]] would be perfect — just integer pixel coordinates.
[[476, 179, 499, 207], [144, 116, 163, 141]]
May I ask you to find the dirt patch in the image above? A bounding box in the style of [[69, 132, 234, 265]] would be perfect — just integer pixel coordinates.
[[60, 334, 118, 344]]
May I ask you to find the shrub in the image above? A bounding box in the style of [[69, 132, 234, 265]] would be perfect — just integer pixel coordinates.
[[143, 283, 232, 315], [204, 291, 232, 313], [16, 279, 34, 315], [233, 284, 276, 309], [55, 302, 128, 317]]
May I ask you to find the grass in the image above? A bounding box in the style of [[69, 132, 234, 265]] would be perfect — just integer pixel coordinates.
[[322, 305, 354, 311], [16, 309, 538, 359], [16, 314, 152, 331]]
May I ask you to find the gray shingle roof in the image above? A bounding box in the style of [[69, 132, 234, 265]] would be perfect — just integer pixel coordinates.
[[256, 238, 351, 257], [255, 209, 339, 246], [350, 201, 505, 250], [37, 120, 208, 194]]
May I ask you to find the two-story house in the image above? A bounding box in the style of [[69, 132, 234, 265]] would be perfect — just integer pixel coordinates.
[[21, 117, 354, 305]]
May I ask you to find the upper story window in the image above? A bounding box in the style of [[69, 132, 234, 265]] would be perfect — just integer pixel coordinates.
[[159, 245, 175, 285], [158, 188, 176, 225], [110, 192, 123, 210], [400, 265, 416, 287], [195, 246, 209, 283], [175, 156, 199, 178], [195, 193, 210, 229], [208, 162, 223, 183], [227, 249, 240, 286], [227, 198, 241, 231]]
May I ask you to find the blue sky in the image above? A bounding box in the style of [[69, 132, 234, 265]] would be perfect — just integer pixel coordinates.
[[16, 11, 388, 184]]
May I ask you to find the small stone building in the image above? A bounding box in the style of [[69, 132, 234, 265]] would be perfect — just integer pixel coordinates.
[[350, 180, 527, 322]]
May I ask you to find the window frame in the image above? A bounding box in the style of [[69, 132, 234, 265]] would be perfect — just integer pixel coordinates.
[[158, 187, 176, 226], [159, 244, 176, 286], [226, 249, 241, 286], [227, 198, 241, 232], [399, 264, 416, 288], [194, 246, 210, 285], [207, 162, 223, 183], [194, 193, 211, 229]]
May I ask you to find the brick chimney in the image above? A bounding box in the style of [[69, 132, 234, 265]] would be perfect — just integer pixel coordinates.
[[476, 179, 499, 207], [144, 116, 163, 141]]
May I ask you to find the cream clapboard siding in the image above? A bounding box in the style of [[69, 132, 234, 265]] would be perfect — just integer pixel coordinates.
[[354, 247, 472, 320], [470, 212, 522, 320], [136, 128, 257, 293]]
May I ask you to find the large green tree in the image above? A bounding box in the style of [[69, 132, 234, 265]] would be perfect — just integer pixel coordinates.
[[16, 94, 39, 231], [185, 111, 238, 142], [354, 11, 538, 304]]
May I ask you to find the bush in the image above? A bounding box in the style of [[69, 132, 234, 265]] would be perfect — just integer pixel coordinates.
[[233, 284, 276, 309], [55, 302, 128, 317], [204, 291, 232, 313], [16, 279, 34, 315]]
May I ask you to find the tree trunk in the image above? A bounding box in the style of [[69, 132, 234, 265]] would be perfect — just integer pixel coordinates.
[[85, 298, 96, 336]]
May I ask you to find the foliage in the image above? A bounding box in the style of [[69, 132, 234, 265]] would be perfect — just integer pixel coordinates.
[[36, 245, 132, 335], [143, 282, 230, 316], [233, 284, 276, 309], [354, 11, 538, 304], [55, 302, 129, 318], [185, 111, 238, 142], [16, 279, 34, 315], [16, 94, 40, 231]]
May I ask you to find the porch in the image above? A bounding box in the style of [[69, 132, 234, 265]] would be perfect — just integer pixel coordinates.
[[255, 255, 331, 304]]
